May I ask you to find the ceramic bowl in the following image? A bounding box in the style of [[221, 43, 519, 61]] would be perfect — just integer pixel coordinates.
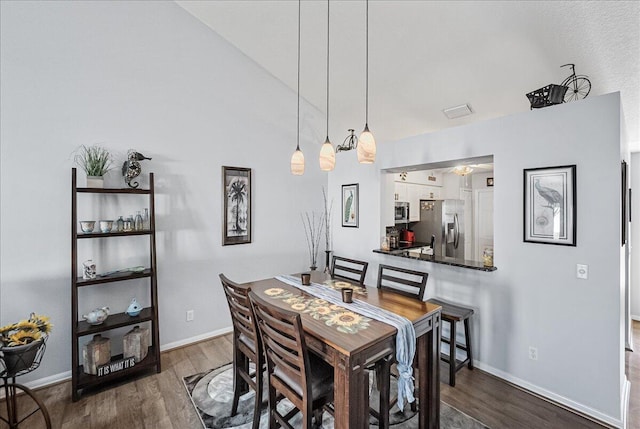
[[79, 221, 95, 233], [99, 220, 114, 233]]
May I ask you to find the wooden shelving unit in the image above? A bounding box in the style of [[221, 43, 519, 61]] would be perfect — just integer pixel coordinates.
[[71, 168, 161, 401]]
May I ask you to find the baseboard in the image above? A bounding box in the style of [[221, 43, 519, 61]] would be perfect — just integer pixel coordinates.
[[622, 377, 631, 429], [631, 314, 640, 322], [474, 360, 623, 428], [0, 370, 73, 399], [160, 326, 233, 352], [0, 327, 234, 398]]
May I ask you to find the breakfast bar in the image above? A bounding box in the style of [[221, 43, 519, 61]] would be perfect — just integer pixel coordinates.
[[373, 243, 497, 272]]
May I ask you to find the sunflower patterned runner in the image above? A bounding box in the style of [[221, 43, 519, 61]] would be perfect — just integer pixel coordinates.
[[322, 279, 367, 296], [264, 287, 372, 334]]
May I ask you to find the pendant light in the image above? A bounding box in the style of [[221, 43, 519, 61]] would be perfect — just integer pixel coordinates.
[[290, 0, 304, 175], [319, 0, 336, 171], [357, 0, 376, 164]]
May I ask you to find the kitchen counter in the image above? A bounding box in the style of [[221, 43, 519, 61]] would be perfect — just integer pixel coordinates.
[[394, 241, 430, 250], [373, 247, 497, 272]]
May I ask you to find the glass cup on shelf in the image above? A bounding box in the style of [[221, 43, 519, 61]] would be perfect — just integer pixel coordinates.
[[134, 211, 143, 231], [116, 216, 124, 232]]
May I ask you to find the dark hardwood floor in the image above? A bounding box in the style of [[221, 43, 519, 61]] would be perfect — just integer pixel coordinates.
[[4, 322, 639, 428]]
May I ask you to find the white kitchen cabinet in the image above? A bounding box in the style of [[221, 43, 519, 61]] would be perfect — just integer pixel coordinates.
[[419, 185, 441, 200], [408, 184, 421, 221], [396, 181, 442, 220], [394, 182, 408, 202]]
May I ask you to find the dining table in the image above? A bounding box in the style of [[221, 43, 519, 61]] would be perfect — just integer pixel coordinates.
[[245, 270, 442, 429]]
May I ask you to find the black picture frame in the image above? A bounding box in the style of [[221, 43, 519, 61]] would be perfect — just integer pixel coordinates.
[[487, 177, 494, 187], [622, 161, 628, 246], [341, 184, 359, 228], [523, 165, 576, 246], [222, 166, 251, 245]]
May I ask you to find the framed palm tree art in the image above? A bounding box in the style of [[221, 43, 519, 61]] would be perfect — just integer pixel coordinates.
[[222, 166, 251, 245]]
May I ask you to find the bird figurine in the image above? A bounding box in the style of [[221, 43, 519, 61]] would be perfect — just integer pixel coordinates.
[[126, 298, 142, 317], [122, 150, 152, 189]]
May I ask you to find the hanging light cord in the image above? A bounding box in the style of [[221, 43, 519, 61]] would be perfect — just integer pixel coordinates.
[[326, 0, 330, 139], [296, 0, 301, 151], [365, 0, 369, 126]]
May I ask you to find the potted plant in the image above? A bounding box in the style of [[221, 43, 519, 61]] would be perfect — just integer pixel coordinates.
[[0, 313, 52, 376], [74, 144, 112, 188]]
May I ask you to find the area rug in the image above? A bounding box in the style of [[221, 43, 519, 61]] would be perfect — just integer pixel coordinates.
[[183, 363, 488, 429]]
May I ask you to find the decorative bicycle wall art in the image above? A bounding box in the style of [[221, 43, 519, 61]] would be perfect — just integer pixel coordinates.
[[526, 63, 591, 109]]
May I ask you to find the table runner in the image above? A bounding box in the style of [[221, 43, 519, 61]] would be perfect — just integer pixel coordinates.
[[275, 274, 416, 411]]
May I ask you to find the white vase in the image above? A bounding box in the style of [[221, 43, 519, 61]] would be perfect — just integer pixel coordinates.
[[86, 176, 104, 188]]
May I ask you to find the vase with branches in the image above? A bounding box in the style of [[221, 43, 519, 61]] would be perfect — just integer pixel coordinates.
[[322, 187, 334, 274], [301, 212, 324, 271]]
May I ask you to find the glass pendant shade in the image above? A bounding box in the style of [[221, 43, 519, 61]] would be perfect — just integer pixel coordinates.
[[453, 165, 473, 176], [357, 125, 376, 164], [319, 138, 336, 171], [291, 149, 305, 175]]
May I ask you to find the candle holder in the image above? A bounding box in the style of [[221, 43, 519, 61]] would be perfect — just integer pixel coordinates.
[[301, 273, 311, 286], [341, 288, 353, 303]]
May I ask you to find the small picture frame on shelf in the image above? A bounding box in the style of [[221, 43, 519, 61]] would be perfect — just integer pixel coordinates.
[[342, 184, 359, 228], [487, 177, 494, 187], [523, 165, 576, 246], [222, 166, 252, 245]]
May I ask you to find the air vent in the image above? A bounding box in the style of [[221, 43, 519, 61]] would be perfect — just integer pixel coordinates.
[[443, 104, 474, 119]]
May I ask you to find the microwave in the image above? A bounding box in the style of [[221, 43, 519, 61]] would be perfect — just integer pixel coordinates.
[[395, 202, 409, 223]]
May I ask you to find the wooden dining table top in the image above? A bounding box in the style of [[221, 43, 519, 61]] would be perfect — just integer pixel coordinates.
[[244, 271, 442, 357]]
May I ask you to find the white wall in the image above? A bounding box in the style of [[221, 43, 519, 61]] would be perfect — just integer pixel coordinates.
[[631, 152, 640, 320], [329, 94, 625, 426], [0, 1, 327, 384]]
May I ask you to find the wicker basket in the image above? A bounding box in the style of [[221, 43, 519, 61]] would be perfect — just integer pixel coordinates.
[[526, 84, 569, 109]]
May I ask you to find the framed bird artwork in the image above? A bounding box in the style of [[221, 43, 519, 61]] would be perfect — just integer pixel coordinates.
[[523, 165, 576, 246], [342, 184, 359, 228]]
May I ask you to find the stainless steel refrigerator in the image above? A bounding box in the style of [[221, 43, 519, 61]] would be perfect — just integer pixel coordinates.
[[413, 200, 465, 259]]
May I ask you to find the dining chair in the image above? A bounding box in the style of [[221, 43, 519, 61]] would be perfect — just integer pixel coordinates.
[[219, 274, 264, 429], [331, 255, 369, 284], [372, 264, 429, 428], [249, 291, 334, 429], [376, 264, 429, 300]]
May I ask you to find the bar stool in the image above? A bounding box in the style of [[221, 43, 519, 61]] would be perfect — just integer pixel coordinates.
[[425, 298, 474, 387]]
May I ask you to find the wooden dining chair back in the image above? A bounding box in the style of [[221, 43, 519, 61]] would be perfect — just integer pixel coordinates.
[[370, 264, 428, 428], [249, 291, 334, 429], [220, 274, 264, 429], [376, 264, 429, 300], [331, 255, 369, 284]]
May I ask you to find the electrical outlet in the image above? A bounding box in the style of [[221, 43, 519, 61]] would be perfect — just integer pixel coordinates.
[[529, 346, 538, 361], [576, 264, 588, 280], [186, 310, 194, 322]]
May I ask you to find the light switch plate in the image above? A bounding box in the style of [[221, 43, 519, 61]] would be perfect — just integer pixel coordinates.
[[576, 264, 588, 280]]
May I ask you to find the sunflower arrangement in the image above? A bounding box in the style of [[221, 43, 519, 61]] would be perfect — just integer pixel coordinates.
[[0, 313, 52, 347]]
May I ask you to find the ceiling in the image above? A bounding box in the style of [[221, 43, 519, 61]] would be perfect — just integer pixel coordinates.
[[176, 1, 640, 152]]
